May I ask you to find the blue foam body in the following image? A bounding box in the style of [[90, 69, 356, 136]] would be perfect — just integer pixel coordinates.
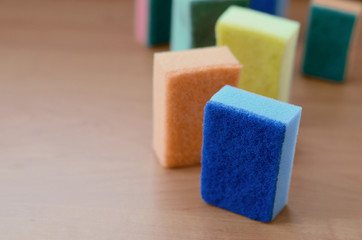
[[250, 0, 289, 16], [201, 86, 301, 222]]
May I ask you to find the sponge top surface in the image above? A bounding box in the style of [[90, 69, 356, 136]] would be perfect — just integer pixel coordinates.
[[218, 6, 299, 40], [154, 46, 240, 72], [312, 0, 362, 15], [210, 85, 301, 124]]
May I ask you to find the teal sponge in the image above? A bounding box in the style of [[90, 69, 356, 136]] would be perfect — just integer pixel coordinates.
[[149, 0, 172, 45], [135, 0, 172, 46], [201, 85, 302, 222], [171, 0, 249, 51], [302, 1, 361, 82]]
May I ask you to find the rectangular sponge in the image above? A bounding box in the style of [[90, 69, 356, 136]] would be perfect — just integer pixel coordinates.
[[249, 0, 289, 16], [302, 0, 361, 82], [216, 6, 300, 102], [153, 47, 241, 168], [201, 85, 302, 222], [135, 0, 172, 46], [171, 0, 249, 51]]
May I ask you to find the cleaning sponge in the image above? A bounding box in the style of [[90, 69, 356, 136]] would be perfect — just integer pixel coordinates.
[[201, 85, 302, 222], [135, 0, 172, 46], [171, 0, 249, 51], [216, 6, 300, 102], [153, 47, 241, 168], [302, 0, 361, 82], [249, 0, 289, 16]]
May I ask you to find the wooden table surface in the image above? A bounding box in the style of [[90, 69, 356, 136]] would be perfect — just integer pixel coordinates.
[[1, 0, 361, 239]]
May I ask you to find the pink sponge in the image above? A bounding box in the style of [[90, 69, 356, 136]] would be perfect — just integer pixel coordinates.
[[135, 0, 148, 45]]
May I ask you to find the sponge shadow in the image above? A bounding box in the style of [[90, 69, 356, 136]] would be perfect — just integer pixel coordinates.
[[270, 206, 292, 225]]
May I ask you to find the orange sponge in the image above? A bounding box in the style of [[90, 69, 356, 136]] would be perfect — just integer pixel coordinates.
[[153, 47, 241, 168]]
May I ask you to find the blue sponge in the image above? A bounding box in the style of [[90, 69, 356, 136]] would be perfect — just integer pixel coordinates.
[[201, 86, 302, 222], [250, 0, 289, 16]]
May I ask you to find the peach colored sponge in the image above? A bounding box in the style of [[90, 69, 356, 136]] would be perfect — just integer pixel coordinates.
[[153, 47, 241, 168]]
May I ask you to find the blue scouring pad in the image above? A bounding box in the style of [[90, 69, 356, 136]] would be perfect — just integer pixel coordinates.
[[250, 0, 289, 16], [201, 85, 302, 222]]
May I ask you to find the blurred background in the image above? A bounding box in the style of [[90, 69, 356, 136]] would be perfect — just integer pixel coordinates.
[[1, 0, 362, 239]]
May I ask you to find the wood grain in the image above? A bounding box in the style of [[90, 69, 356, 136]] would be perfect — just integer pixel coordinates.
[[0, 0, 361, 239]]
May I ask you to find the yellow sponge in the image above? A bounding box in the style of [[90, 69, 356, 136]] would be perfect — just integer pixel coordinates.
[[216, 6, 300, 102]]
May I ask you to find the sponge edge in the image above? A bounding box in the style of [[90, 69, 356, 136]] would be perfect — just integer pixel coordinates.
[[201, 86, 301, 222], [272, 106, 301, 219], [170, 0, 193, 51], [153, 47, 241, 168]]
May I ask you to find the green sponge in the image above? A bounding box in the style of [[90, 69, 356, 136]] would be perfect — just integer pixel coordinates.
[[149, 0, 172, 45], [302, 0, 361, 82], [216, 6, 300, 102], [135, 0, 172, 46], [171, 0, 249, 51]]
